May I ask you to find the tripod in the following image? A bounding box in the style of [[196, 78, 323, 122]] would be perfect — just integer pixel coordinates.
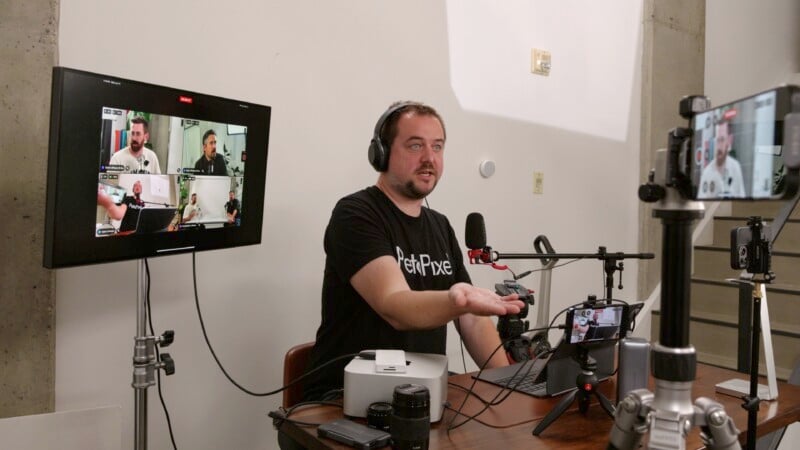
[[532, 345, 615, 436], [608, 96, 741, 450], [133, 259, 176, 450], [725, 197, 798, 450]]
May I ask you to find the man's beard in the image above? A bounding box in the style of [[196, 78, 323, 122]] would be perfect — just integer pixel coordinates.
[[130, 141, 143, 152], [401, 179, 437, 200]]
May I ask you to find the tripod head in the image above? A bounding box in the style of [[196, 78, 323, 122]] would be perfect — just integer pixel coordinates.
[[494, 280, 535, 362]]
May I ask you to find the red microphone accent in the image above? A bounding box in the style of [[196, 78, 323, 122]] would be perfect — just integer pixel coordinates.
[[468, 248, 493, 264]]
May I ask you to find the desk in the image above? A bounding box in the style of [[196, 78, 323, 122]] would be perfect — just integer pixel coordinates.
[[278, 364, 800, 449]]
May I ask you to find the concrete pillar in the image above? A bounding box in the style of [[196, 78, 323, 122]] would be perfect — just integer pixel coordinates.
[[638, 0, 705, 302], [0, 0, 59, 417]]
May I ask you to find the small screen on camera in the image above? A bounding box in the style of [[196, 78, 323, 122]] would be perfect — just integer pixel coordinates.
[[567, 305, 625, 344]]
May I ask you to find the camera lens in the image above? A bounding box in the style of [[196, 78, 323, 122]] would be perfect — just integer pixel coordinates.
[[367, 401, 393, 432], [390, 383, 430, 450]]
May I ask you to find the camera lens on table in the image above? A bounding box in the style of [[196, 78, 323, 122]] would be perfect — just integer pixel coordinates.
[[390, 383, 430, 450]]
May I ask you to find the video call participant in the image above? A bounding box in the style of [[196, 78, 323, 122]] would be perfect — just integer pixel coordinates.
[[301, 102, 523, 402], [182, 193, 201, 223], [224, 190, 240, 226], [572, 309, 600, 342], [698, 118, 745, 198], [97, 180, 146, 231], [109, 117, 162, 174], [194, 129, 228, 175]]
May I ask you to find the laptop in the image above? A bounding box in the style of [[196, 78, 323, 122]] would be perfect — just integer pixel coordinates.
[[585, 325, 620, 341], [135, 207, 178, 233], [473, 339, 615, 398]]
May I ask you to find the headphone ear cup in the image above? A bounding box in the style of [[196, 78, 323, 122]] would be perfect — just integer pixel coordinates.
[[368, 137, 388, 172]]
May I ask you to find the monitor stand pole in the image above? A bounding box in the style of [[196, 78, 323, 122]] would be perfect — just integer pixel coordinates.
[[132, 259, 175, 450]]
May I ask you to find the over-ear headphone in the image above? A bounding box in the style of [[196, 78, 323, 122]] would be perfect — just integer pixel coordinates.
[[368, 102, 416, 172]]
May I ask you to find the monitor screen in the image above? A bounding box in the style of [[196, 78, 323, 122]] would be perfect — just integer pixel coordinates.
[[44, 67, 271, 268]]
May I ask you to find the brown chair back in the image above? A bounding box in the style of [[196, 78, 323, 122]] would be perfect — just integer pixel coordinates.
[[282, 341, 315, 408]]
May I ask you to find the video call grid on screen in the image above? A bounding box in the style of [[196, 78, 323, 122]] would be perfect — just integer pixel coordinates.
[[567, 305, 624, 344], [96, 107, 247, 237], [691, 90, 784, 199]]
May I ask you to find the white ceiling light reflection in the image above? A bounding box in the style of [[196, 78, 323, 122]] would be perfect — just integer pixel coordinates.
[[445, 0, 642, 142]]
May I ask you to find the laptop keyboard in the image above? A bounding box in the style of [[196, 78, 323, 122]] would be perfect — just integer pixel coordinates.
[[494, 374, 547, 396]]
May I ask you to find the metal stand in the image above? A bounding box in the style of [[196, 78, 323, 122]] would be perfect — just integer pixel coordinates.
[[132, 259, 176, 450], [469, 236, 653, 358], [532, 345, 616, 436], [715, 190, 800, 448], [608, 97, 741, 450], [530, 235, 558, 357]]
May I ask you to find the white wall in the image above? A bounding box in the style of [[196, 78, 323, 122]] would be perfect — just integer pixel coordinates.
[[55, 1, 643, 449], [706, 1, 800, 448]]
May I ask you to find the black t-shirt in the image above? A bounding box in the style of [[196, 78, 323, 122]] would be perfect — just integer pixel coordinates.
[[118, 195, 145, 232], [194, 153, 228, 175], [302, 186, 471, 401], [225, 198, 240, 218]]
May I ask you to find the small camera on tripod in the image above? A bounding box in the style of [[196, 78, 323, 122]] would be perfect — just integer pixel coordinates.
[[730, 218, 772, 275], [494, 280, 534, 361], [494, 280, 533, 336]]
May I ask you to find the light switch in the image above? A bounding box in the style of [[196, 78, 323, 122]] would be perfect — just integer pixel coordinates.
[[533, 171, 544, 194], [531, 49, 551, 76]]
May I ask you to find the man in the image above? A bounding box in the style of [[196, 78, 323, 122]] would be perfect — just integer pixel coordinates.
[[109, 117, 162, 174], [224, 190, 240, 226], [698, 119, 745, 198], [182, 193, 201, 223], [302, 102, 523, 401], [97, 180, 146, 232], [194, 129, 228, 175]]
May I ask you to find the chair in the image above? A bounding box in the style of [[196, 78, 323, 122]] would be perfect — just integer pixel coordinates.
[[282, 341, 315, 408]]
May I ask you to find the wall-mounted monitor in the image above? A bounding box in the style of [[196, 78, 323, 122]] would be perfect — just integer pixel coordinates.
[[44, 67, 271, 268]]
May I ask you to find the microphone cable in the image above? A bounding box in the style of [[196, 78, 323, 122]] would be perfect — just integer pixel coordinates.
[[144, 258, 178, 450], [510, 257, 584, 281]]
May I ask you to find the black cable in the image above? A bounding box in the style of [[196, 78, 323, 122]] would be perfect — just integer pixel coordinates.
[[446, 325, 562, 431], [445, 341, 554, 433], [268, 400, 344, 428], [191, 252, 360, 397], [144, 258, 178, 450], [446, 298, 631, 432]]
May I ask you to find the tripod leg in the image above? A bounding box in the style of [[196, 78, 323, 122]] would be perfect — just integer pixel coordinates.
[[532, 389, 577, 436], [594, 391, 616, 417], [579, 389, 590, 414]]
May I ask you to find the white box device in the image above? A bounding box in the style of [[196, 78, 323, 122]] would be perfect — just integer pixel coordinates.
[[374, 349, 407, 373], [343, 351, 448, 422]]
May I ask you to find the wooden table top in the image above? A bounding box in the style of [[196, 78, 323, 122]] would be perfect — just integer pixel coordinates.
[[277, 364, 800, 449]]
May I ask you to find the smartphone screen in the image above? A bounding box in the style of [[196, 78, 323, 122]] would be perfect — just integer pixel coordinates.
[[690, 86, 796, 200], [566, 304, 627, 345]]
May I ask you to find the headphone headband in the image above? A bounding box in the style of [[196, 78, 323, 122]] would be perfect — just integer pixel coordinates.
[[367, 101, 417, 172]]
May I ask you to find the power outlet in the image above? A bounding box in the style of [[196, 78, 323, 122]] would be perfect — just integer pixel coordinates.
[[533, 172, 544, 194]]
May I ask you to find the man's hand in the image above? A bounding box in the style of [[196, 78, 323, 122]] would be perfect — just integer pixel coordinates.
[[448, 282, 524, 316]]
